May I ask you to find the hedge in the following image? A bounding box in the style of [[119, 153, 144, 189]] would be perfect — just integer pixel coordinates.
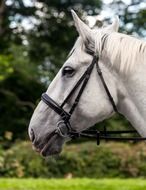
[[0, 141, 146, 178]]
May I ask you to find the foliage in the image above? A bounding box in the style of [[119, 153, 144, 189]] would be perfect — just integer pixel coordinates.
[[0, 45, 45, 142], [0, 69, 45, 142], [1, 141, 146, 178], [109, 0, 146, 36], [0, 54, 13, 81]]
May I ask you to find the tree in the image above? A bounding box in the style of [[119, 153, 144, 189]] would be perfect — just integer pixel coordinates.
[[108, 0, 146, 36], [0, 0, 102, 142], [0, 45, 45, 143], [27, 0, 102, 80], [0, 0, 36, 52]]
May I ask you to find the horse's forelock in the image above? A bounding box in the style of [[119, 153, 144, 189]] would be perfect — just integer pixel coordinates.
[[68, 36, 94, 58]]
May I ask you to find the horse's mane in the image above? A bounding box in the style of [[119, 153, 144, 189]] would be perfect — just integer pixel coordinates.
[[104, 32, 146, 74], [69, 32, 146, 74]]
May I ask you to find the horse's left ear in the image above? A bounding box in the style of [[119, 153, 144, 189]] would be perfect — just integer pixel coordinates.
[[106, 16, 119, 32], [71, 10, 92, 42]]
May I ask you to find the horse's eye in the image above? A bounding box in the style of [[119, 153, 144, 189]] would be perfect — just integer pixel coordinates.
[[62, 66, 75, 77]]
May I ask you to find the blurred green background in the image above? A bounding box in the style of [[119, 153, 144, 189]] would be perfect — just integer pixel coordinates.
[[0, 0, 146, 189]]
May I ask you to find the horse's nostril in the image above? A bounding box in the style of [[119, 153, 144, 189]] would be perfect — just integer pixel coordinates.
[[30, 128, 35, 142]]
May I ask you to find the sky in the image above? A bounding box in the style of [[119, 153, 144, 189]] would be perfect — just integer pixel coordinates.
[[104, 0, 131, 4]]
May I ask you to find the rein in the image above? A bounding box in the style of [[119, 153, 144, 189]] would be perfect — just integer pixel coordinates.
[[41, 52, 146, 144], [70, 127, 146, 145]]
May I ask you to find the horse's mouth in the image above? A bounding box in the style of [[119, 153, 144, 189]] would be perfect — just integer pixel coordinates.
[[33, 132, 63, 157], [41, 134, 62, 156]]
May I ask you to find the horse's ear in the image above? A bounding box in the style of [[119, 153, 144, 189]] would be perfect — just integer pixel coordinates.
[[71, 10, 92, 42], [106, 16, 119, 32]]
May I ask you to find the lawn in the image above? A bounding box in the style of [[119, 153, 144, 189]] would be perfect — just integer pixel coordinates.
[[0, 178, 146, 190]]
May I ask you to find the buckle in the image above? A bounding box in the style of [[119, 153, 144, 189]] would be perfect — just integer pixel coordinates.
[[55, 120, 71, 138], [96, 131, 100, 145]]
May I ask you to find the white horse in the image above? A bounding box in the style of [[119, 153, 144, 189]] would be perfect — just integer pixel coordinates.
[[28, 10, 146, 157]]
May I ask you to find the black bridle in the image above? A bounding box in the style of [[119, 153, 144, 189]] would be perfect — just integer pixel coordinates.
[[41, 52, 146, 144]]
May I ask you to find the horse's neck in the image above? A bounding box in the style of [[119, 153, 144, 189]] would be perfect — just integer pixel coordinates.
[[126, 68, 146, 118], [104, 34, 146, 137], [116, 68, 146, 137]]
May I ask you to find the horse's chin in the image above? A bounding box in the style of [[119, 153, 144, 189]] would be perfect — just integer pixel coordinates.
[[33, 133, 64, 157], [42, 135, 64, 157]]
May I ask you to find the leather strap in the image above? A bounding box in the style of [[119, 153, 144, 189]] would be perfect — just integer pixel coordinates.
[[96, 61, 119, 113]]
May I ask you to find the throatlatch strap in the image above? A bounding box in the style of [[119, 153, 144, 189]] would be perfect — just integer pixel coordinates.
[[96, 62, 119, 113], [60, 70, 87, 108], [69, 55, 97, 115]]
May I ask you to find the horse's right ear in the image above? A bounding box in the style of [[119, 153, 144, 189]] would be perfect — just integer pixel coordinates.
[[105, 16, 119, 32], [71, 10, 92, 43]]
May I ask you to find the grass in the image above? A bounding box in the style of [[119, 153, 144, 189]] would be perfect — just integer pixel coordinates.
[[0, 178, 146, 190]]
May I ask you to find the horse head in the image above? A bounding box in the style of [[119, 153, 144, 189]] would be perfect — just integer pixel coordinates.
[[28, 10, 124, 157]]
